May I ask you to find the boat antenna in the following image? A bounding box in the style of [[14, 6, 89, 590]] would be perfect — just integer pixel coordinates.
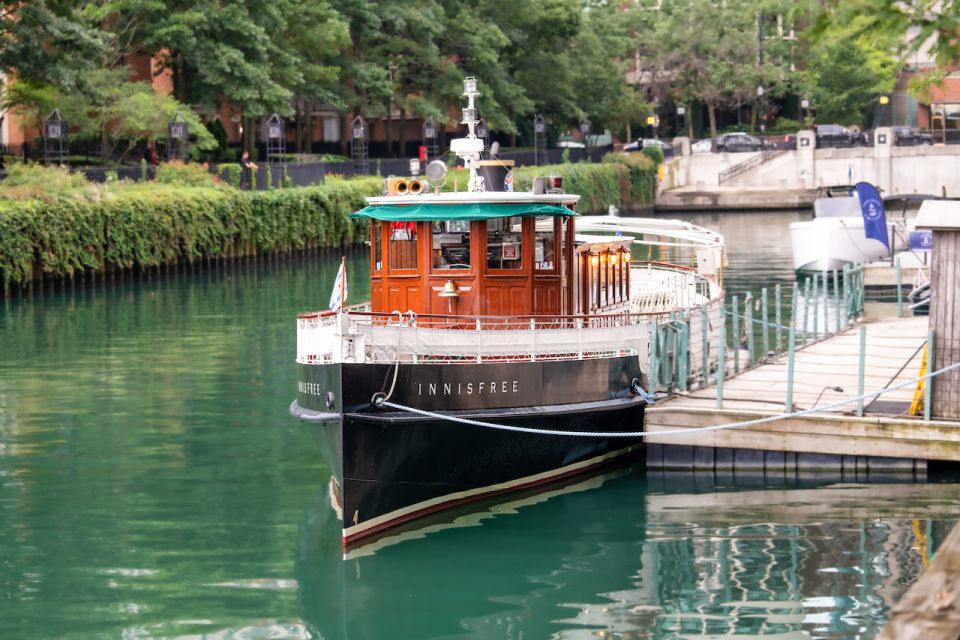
[[449, 77, 485, 192]]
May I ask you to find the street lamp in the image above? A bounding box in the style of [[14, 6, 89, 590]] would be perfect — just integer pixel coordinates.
[[879, 95, 890, 127], [676, 105, 686, 135], [800, 97, 810, 125], [756, 85, 766, 135]]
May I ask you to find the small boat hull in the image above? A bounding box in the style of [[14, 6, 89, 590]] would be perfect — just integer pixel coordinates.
[[292, 356, 646, 545], [789, 217, 890, 271]]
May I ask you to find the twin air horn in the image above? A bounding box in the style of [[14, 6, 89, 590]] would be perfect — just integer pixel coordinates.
[[385, 177, 425, 196]]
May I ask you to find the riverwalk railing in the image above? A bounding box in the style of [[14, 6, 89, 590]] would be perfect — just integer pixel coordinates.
[[648, 263, 866, 396], [717, 147, 789, 186]]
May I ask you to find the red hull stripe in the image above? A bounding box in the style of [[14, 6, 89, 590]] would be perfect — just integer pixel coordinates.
[[342, 445, 638, 547]]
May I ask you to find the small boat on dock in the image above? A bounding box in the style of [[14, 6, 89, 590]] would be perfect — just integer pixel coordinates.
[[790, 187, 939, 273], [290, 78, 725, 547]]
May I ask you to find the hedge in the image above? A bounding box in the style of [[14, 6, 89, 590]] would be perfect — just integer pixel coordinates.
[[0, 177, 381, 288], [0, 159, 654, 288]]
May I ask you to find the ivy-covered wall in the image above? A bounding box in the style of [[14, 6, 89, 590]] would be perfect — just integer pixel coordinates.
[[0, 156, 656, 288]]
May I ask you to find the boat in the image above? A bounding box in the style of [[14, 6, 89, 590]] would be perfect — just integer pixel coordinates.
[[789, 188, 939, 273], [290, 78, 725, 547]]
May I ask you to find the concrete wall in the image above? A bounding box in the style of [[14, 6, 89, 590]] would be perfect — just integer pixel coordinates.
[[674, 128, 960, 197]]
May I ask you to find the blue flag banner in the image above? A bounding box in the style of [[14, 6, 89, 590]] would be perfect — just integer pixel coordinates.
[[909, 230, 933, 251], [854, 182, 888, 249]]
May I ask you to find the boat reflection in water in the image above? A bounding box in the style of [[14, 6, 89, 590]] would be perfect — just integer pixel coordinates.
[[295, 470, 957, 639]]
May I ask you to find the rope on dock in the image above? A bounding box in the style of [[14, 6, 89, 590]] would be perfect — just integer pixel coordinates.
[[377, 360, 960, 438]]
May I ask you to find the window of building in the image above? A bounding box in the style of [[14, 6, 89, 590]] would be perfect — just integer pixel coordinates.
[[372, 222, 383, 272], [487, 217, 523, 270], [534, 217, 555, 271], [431, 221, 471, 270], [389, 221, 417, 270], [323, 117, 340, 142]]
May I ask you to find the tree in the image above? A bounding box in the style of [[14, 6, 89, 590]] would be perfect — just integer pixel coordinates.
[[805, 0, 920, 107], [570, 2, 642, 137], [637, 0, 762, 139], [0, 2, 105, 91], [800, 38, 897, 126]]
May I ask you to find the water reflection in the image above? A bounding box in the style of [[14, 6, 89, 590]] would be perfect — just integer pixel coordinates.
[[297, 467, 956, 640]]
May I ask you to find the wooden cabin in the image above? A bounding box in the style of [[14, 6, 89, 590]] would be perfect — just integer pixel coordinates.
[[357, 197, 631, 317]]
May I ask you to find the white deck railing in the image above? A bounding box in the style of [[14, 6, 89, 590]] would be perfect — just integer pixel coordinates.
[[296, 264, 723, 367]]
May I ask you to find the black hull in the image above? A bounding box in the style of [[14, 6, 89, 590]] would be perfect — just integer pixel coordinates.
[[292, 357, 646, 544]]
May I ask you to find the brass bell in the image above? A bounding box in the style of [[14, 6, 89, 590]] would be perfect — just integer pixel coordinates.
[[438, 280, 460, 298]]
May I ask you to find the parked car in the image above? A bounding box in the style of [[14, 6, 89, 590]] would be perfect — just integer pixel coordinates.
[[815, 124, 864, 148], [892, 126, 933, 146], [556, 135, 585, 149], [764, 133, 796, 150], [623, 138, 675, 157], [691, 138, 714, 153], [716, 132, 762, 152]]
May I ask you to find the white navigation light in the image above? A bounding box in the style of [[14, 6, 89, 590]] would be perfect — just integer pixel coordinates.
[[450, 138, 484, 155], [462, 107, 477, 124], [464, 77, 478, 95]]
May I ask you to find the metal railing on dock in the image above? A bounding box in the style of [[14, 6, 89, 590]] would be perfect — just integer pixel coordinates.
[[648, 264, 866, 398]]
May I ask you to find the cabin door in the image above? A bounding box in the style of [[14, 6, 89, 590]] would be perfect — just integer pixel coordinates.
[[383, 221, 424, 313]]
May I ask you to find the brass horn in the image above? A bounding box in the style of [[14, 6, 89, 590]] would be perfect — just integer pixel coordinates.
[[394, 179, 409, 195], [407, 178, 423, 195]]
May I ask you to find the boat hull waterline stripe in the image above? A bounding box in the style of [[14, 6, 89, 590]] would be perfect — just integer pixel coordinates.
[[342, 445, 639, 543], [380, 359, 960, 437]]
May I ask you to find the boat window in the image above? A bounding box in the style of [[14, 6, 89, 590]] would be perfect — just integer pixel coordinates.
[[389, 221, 418, 270], [534, 217, 555, 271], [431, 221, 471, 270], [372, 222, 383, 272], [487, 216, 523, 270]]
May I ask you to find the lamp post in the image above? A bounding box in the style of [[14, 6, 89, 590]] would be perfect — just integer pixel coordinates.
[[676, 105, 686, 136], [879, 95, 890, 127], [756, 85, 765, 138], [800, 97, 810, 126]]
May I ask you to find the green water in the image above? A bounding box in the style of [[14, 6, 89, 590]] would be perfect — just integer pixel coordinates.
[[1, 212, 956, 639]]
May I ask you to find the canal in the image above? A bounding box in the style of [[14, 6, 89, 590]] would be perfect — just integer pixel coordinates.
[[0, 209, 956, 639]]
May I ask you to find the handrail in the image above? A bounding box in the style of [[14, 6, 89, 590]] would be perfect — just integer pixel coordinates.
[[718, 147, 788, 185]]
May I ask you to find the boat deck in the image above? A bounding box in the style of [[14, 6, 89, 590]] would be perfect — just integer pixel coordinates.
[[645, 316, 960, 465]]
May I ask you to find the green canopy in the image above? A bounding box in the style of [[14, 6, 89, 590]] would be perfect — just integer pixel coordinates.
[[352, 202, 576, 221]]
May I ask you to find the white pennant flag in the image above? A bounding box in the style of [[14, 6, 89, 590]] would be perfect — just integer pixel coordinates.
[[329, 257, 347, 311]]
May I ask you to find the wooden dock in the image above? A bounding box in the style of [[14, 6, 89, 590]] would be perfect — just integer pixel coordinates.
[[645, 316, 960, 468]]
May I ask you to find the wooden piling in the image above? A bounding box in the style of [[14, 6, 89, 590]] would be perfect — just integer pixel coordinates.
[[877, 521, 960, 640]]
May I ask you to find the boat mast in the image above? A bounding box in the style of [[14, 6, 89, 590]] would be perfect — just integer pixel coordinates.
[[450, 77, 485, 192]]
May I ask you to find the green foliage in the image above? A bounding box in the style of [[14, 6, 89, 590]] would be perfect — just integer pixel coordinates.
[[219, 164, 242, 188], [511, 158, 655, 214], [602, 153, 657, 204], [800, 36, 897, 126], [641, 146, 665, 166], [0, 163, 91, 201], [0, 177, 382, 288], [154, 161, 217, 187]]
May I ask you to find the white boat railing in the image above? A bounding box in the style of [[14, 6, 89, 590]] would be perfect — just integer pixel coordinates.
[[297, 311, 653, 364], [297, 264, 724, 371]]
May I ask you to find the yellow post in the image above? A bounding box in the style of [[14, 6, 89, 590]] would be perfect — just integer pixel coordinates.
[[909, 344, 928, 416]]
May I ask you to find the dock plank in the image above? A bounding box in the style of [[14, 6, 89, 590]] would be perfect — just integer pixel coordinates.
[[645, 316, 960, 462]]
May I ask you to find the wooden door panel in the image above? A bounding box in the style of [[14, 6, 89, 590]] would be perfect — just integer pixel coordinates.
[[387, 285, 421, 314], [533, 283, 560, 315], [483, 283, 529, 316]]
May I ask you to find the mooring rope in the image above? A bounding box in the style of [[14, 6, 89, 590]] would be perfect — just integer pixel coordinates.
[[377, 360, 960, 438]]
